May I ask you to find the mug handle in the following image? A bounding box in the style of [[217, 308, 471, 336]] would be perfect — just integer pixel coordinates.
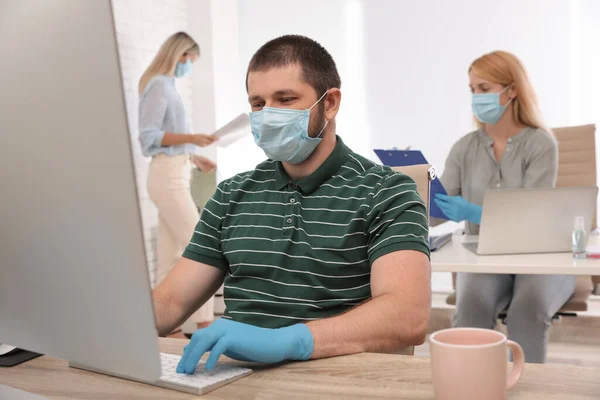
[[506, 340, 525, 390]]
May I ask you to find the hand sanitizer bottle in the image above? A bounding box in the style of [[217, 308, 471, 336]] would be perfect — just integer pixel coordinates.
[[572, 216, 587, 259]]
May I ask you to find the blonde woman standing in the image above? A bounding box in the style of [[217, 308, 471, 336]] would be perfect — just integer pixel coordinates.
[[435, 51, 572, 363], [139, 32, 216, 328]]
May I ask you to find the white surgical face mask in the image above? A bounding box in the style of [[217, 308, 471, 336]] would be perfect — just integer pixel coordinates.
[[174, 59, 193, 78], [472, 85, 513, 124], [250, 91, 329, 164]]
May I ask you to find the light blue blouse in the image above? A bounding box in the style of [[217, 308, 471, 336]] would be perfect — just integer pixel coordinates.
[[138, 75, 195, 157]]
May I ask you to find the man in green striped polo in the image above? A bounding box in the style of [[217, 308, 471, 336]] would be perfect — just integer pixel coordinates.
[[153, 35, 431, 374]]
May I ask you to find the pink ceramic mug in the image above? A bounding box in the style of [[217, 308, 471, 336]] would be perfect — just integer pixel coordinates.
[[429, 328, 525, 400]]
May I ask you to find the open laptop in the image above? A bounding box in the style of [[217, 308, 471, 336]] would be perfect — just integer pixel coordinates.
[[463, 187, 597, 255], [0, 0, 250, 395]]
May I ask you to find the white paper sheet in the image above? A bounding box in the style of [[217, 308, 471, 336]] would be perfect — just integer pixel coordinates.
[[210, 113, 251, 148]]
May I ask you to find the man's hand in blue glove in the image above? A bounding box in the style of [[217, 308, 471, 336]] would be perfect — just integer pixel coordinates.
[[176, 318, 314, 374], [434, 194, 482, 225]]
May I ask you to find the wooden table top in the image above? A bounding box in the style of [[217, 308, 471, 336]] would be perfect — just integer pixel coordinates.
[[1, 338, 599, 399]]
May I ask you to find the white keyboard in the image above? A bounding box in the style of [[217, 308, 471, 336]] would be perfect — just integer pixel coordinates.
[[155, 352, 253, 395]]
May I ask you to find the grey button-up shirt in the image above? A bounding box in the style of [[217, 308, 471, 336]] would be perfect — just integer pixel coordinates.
[[440, 126, 558, 234]]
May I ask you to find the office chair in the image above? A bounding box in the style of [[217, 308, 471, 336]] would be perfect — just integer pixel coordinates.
[[392, 164, 433, 355], [190, 169, 217, 211], [185, 168, 219, 333]]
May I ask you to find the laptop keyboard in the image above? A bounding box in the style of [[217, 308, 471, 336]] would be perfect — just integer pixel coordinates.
[[157, 352, 252, 395]]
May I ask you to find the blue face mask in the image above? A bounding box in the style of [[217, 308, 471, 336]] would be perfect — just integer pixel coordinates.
[[472, 85, 513, 124], [174, 59, 192, 78], [250, 91, 329, 164]]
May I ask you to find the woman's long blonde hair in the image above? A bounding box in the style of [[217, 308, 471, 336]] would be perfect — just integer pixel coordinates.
[[138, 32, 199, 95], [469, 51, 548, 132]]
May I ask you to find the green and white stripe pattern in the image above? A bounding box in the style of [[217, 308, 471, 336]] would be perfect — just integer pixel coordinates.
[[183, 137, 430, 328]]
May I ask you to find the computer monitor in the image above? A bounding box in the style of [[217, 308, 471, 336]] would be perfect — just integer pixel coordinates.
[[0, 0, 160, 381]]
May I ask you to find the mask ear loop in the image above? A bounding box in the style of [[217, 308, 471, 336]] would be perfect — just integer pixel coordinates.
[[316, 120, 329, 139], [501, 84, 515, 108], [309, 90, 329, 110], [309, 89, 331, 138]]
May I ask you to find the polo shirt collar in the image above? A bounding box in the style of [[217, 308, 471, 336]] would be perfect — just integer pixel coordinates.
[[274, 135, 349, 194]]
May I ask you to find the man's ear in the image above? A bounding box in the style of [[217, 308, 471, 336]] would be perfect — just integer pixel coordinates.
[[324, 88, 342, 120]]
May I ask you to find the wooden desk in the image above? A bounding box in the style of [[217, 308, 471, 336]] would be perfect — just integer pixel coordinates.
[[431, 235, 600, 275], [1, 338, 599, 399]]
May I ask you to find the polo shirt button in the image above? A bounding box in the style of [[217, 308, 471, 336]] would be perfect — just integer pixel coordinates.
[[286, 218, 292, 224], [290, 198, 296, 203]]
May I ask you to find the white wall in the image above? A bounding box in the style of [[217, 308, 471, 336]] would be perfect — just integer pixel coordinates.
[[361, 0, 575, 291], [364, 0, 572, 163], [227, 0, 581, 291], [213, 0, 372, 182], [197, 0, 248, 183], [113, 0, 599, 293], [577, 0, 600, 186], [112, 0, 191, 286], [187, 0, 217, 162]]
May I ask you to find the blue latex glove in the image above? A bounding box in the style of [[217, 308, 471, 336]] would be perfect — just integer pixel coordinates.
[[434, 194, 482, 225], [176, 318, 314, 374]]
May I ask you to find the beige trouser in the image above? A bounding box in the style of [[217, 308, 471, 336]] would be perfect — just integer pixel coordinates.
[[147, 153, 214, 324]]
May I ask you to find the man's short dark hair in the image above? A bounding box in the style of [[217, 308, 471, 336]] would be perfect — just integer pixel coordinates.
[[246, 35, 341, 96]]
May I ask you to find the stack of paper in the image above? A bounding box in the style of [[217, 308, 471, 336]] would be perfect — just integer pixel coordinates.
[[210, 113, 251, 147]]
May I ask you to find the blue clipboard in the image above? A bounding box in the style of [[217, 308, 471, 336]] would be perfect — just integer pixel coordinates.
[[374, 149, 448, 220]]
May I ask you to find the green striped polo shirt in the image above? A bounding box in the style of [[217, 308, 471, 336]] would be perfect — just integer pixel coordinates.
[[182, 136, 430, 329]]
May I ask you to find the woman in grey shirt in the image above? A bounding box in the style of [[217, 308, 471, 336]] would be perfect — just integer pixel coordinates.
[[435, 51, 575, 363]]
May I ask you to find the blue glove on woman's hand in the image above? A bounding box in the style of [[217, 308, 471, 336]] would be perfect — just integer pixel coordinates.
[[176, 318, 314, 374], [434, 194, 482, 225]]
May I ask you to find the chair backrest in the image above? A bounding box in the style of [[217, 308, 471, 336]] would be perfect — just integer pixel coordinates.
[[391, 164, 432, 220], [390, 164, 432, 356], [552, 124, 598, 290], [190, 170, 217, 211], [553, 124, 597, 191]]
